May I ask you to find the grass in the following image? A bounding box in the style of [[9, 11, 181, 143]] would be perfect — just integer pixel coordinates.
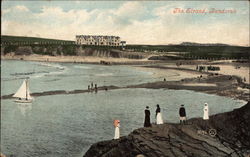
[[1, 35, 74, 43], [126, 45, 250, 59]]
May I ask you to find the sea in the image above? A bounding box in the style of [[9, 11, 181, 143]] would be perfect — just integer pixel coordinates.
[[1, 60, 246, 157]]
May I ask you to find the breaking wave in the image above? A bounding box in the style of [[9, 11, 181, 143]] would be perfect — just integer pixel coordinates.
[[95, 73, 114, 77], [74, 65, 92, 69]]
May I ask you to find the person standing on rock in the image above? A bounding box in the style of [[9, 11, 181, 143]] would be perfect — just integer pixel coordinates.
[[144, 106, 151, 127], [179, 104, 186, 124], [203, 103, 209, 120], [155, 104, 163, 124], [113, 120, 120, 139]]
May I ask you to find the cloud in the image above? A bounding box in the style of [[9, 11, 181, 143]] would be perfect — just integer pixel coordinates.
[[114, 1, 145, 17], [15, 5, 29, 12], [2, 8, 11, 15], [2, 5, 29, 15], [110, 2, 147, 26], [1, 2, 249, 46]]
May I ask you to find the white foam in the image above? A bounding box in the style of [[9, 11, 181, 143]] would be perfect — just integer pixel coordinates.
[[95, 73, 114, 77], [31, 63, 67, 78], [74, 65, 92, 69], [36, 62, 65, 70]]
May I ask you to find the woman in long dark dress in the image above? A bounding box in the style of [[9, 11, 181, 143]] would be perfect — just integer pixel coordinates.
[[144, 106, 151, 127]]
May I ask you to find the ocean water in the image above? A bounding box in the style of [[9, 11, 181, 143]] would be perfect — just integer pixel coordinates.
[[1, 60, 156, 96], [1, 60, 246, 157]]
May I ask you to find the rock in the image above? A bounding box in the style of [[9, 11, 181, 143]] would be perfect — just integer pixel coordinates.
[[15, 46, 33, 55], [84, 102, 250, 157]]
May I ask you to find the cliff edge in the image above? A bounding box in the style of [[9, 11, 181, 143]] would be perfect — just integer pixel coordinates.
[[84, 102, 250, 157]]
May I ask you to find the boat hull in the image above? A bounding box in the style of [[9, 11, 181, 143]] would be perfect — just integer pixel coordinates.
[[14, 99, 33, 103]]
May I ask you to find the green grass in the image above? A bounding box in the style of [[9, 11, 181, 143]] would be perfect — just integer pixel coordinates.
[[126, 45, 250, 59]]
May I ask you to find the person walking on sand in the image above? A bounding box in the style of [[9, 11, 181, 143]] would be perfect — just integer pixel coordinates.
[[91, 82, 94, 89], [155, 104, 163, 124], [179, 104, 186, 124], [203, 103, 209, 120], [94, 84, 98, 93], [144, 106, 151, 127], [113, 120, 120, 139]]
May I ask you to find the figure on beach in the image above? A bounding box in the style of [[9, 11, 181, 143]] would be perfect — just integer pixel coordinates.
[[155, 104, 163, 124], [91, 82, 94, 89], [94, 84, 98, 93], [113, 120, 120, 139], [144, 106, 151, 127], [179, 104, 186, 124], [88, 85, 90, 91], [203, 103, 209, 120]]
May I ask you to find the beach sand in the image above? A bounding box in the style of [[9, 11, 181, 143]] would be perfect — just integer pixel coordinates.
[[1, 54, 154, 64], [134, 66, 202, 81], [139, 60, 249, 84], [2, 55, 248, 84]]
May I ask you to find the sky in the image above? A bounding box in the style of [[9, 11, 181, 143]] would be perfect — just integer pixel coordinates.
[[1, 1, 249, 46]]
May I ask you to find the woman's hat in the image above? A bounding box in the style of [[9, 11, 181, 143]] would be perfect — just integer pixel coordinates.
[[113, 120, 120, 127]]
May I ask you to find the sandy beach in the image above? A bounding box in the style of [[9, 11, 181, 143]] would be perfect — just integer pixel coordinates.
[[1, 54, 156, 64], [2, 54, 249, 83], [2, 54, 249, 102]]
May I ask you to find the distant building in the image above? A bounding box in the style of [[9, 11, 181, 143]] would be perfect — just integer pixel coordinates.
[[76, 35, 125, 47], [120, 41, 126, 46]]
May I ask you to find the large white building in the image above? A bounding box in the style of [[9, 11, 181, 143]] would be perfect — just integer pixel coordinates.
[[76, 35, 126, 46]]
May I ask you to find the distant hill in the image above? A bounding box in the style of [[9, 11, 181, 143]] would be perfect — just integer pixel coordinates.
[[1, 35, 74, 42], [180, 42, 230, 46], [126, 44, 249, 59]]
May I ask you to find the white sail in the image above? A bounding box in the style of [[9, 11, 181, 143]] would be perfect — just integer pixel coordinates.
[[26, 88, 32, 100], [26, 80, 32, 100], [13, 80, 32, 100]]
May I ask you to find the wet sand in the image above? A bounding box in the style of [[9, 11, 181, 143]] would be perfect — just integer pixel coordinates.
[[2, 75, 249, 102]]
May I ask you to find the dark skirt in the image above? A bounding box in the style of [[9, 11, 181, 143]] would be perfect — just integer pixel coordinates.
[[144, 115, 151, 127]]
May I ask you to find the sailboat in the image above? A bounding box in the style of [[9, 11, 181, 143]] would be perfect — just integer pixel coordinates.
[[13, 79, 33, 103]]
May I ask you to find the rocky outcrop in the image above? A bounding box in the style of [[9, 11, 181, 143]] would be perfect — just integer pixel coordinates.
[[75, 47, 146, 59], [15, 46, 33, 55], [84, 102, 250, 157]]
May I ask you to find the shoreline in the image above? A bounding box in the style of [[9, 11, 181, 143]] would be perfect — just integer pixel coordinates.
[[1, 54, 161, 65], [1, 55, 249, 101], [2, 75, 249, 102]]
